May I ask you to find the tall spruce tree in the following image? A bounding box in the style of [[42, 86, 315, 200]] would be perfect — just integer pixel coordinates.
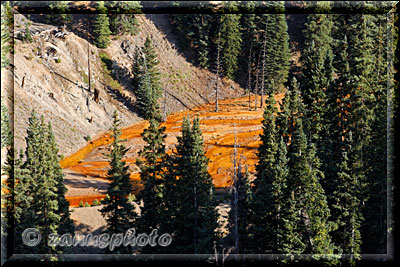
[[45, 122, 74, 243], [20, 111, 60, 255], [100, 111, 136, 254], [219, 1, 242, 80], [1, 98, 11, 148], [287, 117, 335, 256], [248, 93, 279, 253], [92, 1, 111, 48], [135, 119, 167, 253], [132, 39, 163, 121], [300, 3, 334, 144], [106, 1, 141, 36], [167, 116, 219, 254], [1, 1, 13, 68], [46, 1, 72, 27], [142, 36, 162, 101]]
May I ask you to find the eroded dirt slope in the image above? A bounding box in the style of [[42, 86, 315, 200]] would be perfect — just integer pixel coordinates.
[[2, 13, 243, 157]]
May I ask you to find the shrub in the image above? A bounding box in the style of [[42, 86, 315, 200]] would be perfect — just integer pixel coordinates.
[[79, 200, 84, 207], [56, 58, 61, 63], [92, 199, 100, 206], [84, 135, 91, 142], [128, 193, 136, 202], [84, 202, 90, 207]]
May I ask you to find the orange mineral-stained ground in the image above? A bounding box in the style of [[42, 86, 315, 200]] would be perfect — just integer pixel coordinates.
[[63, 94, 284, 206]]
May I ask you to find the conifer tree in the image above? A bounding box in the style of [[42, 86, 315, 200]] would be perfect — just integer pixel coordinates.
[[100, 111, 136, 254], [2, 147, 35, 253], [168, 116, 219, 254], [132, 39, 163, 121], [300, 3, 334, 143], [248, 93, 279, 253], [92, 1, 111, 48], [135, 64, 161, 121], [1, 1, 13, 68], [142, 36, 162, 100], [135, 119, 167, 253], [106, 1, 141, 36], [46, 1, 72, 27], [23, 112, 60, 254], [45, 122, 74, 242], [287, 117, 335, 256], [1, 98, 11, 148], [219, 1, 242, 79]]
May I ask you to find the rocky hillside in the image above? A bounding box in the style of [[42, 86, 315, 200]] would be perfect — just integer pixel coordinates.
[[2, 12, 244, 156]]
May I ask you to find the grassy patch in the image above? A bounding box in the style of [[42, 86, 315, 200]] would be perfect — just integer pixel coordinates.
[[99, 51, 123, 93], [79, 70, 89, 85]]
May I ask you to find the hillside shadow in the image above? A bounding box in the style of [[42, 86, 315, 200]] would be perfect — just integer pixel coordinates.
[[145, 14, 200, 67], [100, 81, 138, 114]]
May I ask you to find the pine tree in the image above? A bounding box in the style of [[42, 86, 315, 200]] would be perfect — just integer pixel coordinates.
[[46, 1, 72, 27], [106, 1, 141, 36], [135, 119, 167, 253], [2, 147, 35, 253], [1, 1, 13, 68], [142, 36, 162, 100], [23, 111, 60, 254], [45, 122, 74, 244], [92, 1, 111, 48], [300, 3, 334, 143], [100, 111, 136, 254], [248, 93, 279, 253], [1, 98, 11, 148], [168, 116, 219, 253], [219, 2, 242, 79], [132, 40, 162, 121], [135, 64, 161, 121], [286, 117, 335, 256]]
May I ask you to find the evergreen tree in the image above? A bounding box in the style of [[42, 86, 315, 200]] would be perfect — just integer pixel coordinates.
[[46, 1, 72, 27], [1, 98, 12, 148], [100, 111, 136, 254], [45, 122, 74, 244], [1, 1, 13, 68], [300, 3, 334, 144], [248, 93, 279, 253], [2, 147, 35, 253], [361, 14, 388, 253], [134, 64, 161, 121], [92, 1, 111, 48], [23, 111, 60, 254], [106, 1, 141, 36], [286, 117, 336, 256], [168, 116, 219, 253], [135, 119, 167, 253], [132, 39, 163, 121], [219, 1, 242, 79], [142, 36, 162, 100]]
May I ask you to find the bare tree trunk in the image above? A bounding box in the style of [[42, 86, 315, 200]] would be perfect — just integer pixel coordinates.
[[163, 89, 167, 122], [260, 32, 267, 109], [247, 42, 253, 111], [215, 32, 222, 112]]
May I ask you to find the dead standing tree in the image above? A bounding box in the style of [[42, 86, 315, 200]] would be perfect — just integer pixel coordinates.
[[260, 30, 267, 109], [247, 42, 253, 110], [229, 126, 248, 253], [212, 31, 223, 112]]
